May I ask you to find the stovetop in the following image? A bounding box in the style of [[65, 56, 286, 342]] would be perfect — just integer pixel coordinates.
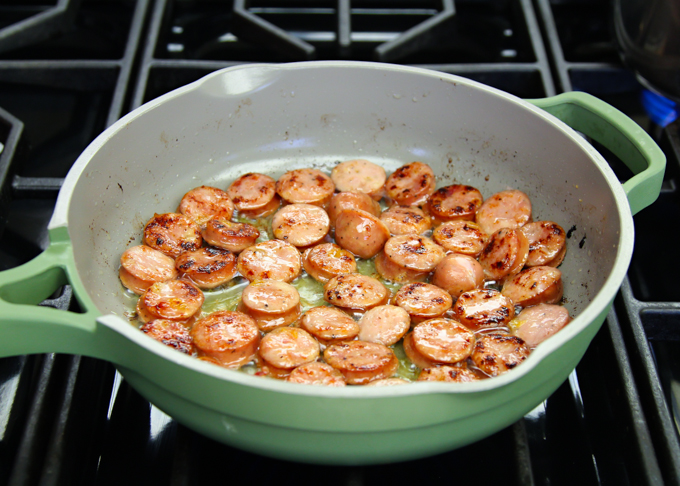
[[0, 1, 679, 485]]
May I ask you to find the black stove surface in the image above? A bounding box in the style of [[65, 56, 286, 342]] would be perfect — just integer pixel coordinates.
[[0, 1, 679, 485]]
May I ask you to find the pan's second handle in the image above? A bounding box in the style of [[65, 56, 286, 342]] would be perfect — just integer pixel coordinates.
[[0, 227, 102, 358], [528, 91, 666, 216]]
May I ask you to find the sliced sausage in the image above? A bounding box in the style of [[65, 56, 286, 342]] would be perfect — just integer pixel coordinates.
[[178, 186, 234, 227], [238, 280, 301, 332], [402, 332, 438, 369], [431, 253, 485, 300], [380, 205, 432, 236], [202, 217, 259, 253], [417, 364, 480, 383], [475, 189, 532, 235], [286, 361, 346, 386], [323, 274, 390, 311], [331, 159, 386, 200], [365, 378, 409, 386], [226, 173, 277, 211], [324, 341, 398, 385], [501, 266, 563, 307], [335, 208, 390, 259], [191, 310, 260, 369], [302, 242, 356, 283], [239, 194, 282, 219], [119, 245, 178, 295], [175, 246, 236, 289], [394, 283, 453, 323], [136, 279, 204, 323], [143, 213, 202, 258], [374, 250, 429, 283], [327, 191, 381, 226], [358, 305, 410, 346], [384, 161, 436, 206], [426, 184, 483, 223], [510, 303, 571, 348], [276, 168, 335, 207], [258, 326, 320, 370], [471, 332, 530, 377], [299, 306, 360, 343], [520, 221, 567, 267], [478, 228, 529, 282], [140, 319, 194, 355], [237, 239, 302, 283], [383, 235, 445, 272], [272, 203, 330, 248], [432, 221, 487, 257], [411, 318, 475, 364], [452, 288, 515, 330]]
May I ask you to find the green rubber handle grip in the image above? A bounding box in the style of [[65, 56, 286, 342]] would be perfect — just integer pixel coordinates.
[[529, 91, 666, 216]]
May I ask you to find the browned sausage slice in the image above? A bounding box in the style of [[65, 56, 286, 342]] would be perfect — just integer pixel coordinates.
[[470, 332, 530, 377], [520, 221, 567, 267], [384, 161, 436, 206], [238, 194, 282, 219], [299, 306, 360, 343], [286, 361, 346, 386], [335, 208, 390, 259], [238, 280, 301, 332], [272, 203, 330, 248], [119, 245, 178, 295], [143, 213, 203, 258], [175, 246, 236, 289], [380, 206, 432, 236], [276, 168, 335, 207], [358, 304, 410, 346], [432, 221, 487, 257], [417, 365, 480, 383], [509, 303, 571, 347], [383, 235, 445, 272], [478, 228, 529, 282], [475, 189, 532, 235], [452, 288, 515, 330], [178, 186, 234, 227], [191, 310, 260, 368], [394, 283, 453, 323], [323, 274, 390, 311], [226, 173, 277, 211], [324, 341, 398, 385], [374, 251, 429, 283], [302, 243, 356, 283], [331, 159, 386, 200], [258, 327, 320, 370], [501, 266, 563, 307], [411, 318, 475, 364], [327, 191, 381, 226], [426, 184, 483, 223], [140, 319, 194, 355], [431, 253, 484, 300], [202, 217, 259, 253], [237, 239, 302, 283], [136, 279, 204, 323]]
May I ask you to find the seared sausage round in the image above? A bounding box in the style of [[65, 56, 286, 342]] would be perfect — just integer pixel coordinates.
[[178, 186, 234, 227], [380, 205, 432, 236], [226, 173, 277, 211], [119, 245, 178, 295], [426, 184, 483, 223], [501, 266, 563, 307], [475, 189, 532, 235], [358, 305, 410, 346], [384, 161, 436, 206], [335, 208, 391, 259], [374, 250, 429, 283], [327, 191, 381, 226], [299, 306, 360, 343], [302, 243, 356, 283], [191, 310, 260, 368], [452, 288, 515, 330], [143, 213, 202, 258], [331, 159, 386, 200], [478, 228, 529, 282], [140, 319, 194, 355], [286, 361, 346, 387], [324, 341, 399, 385], [394, 282, 453, 323], [237, 239, 302, 283], [258, 327, 320, 370], [175, 246, 236, 289], [238, 280, 301, 332], [431, 253, 485, 300], [323, 274, 390, 311], [272, 203, 330, 248], [136, 279, 204, 323], [471, 332, 530, 377], [202, 217, 259, 253], [510, 303, 571, 348], [383, 235, 445, 272], [276, 168, 335, 207], [520, 221, 567, 267], [432, 221, 487, 257], [411, 318, 475, 364]]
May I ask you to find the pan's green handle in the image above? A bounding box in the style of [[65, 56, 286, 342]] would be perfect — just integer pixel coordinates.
[[0, 226, 103, 359], [528, 91, 666, 216]]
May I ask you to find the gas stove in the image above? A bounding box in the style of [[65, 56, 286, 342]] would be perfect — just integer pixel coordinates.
[[0, 1, 678, 485]]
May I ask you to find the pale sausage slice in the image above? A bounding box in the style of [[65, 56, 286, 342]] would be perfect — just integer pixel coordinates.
[[426, 184, 483, 223], [178, 186, 234, 227], [402, 332, 438, 369], [239, 194, 281, 219], [238, 280, 301, 332], [286, 361, 346, 386], [143, 213, 202, 258], [374, 251, 429, 283], [501, 266, 563, 307], [299, 306, 360, 343], [258, 327, 320, 370], [276, 168, 335, 207], [324, 341, 398, 385], [475, 189, 532, 235], [272, 203, 330, 248], [226, 173, 277, 211], [380, 206, 432, 236], [302, 243, 356, 283], [323, 274, 390, 311], [394, 283, 453, 323], [452, 288, 515, 330], [471, 332, 530, 377], [383, 235, 445, 272], [520, 221, 567, 267], [119, 245, 178, 295], [202, 217, 259, 253], [358, 305, 410, 346], [175, 246, 236, 289], [191, 310, 260, 369], [432, 221, 487, 257], [510, 303, 571, 348], [418, 365, 480, 383], [327, 191, 381, 226], [136, 279, 204, 323], [140, 319, 194, 355], [411, 318, 475, 364], [331, 159, 386, 200], [431, 254, 484, 300], [384, 161, 436, 206], [366, 378, 409, 386], [335, 208, 390, 259], [478, 228, 529, 282], [237, 239, 301, 283]]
